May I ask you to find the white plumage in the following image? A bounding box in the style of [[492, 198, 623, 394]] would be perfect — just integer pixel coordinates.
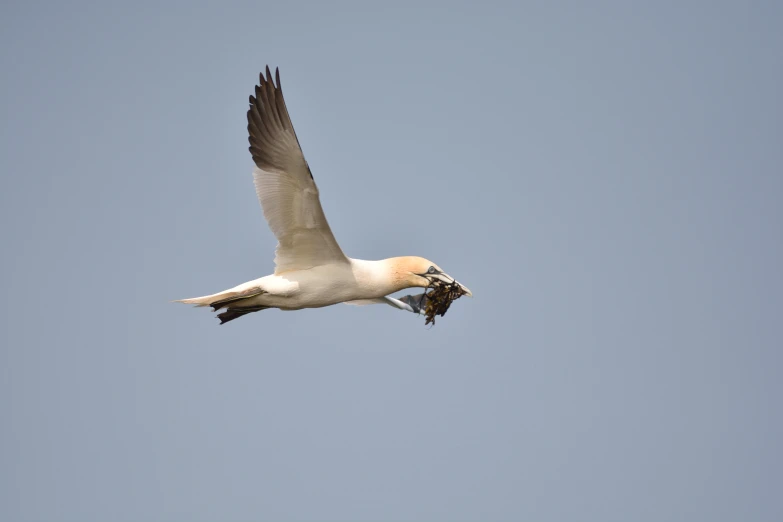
[[176, 67, 470, 324]]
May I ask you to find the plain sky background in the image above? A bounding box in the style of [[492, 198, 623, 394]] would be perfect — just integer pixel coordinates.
[[1, 1, 782, 521]]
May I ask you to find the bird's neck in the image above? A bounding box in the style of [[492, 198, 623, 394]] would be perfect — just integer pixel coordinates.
[[350, 258, 420, 296]]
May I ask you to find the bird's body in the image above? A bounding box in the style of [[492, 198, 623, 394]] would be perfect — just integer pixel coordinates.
[[183, 258, 427, 310], [177, 67, 470, 323]]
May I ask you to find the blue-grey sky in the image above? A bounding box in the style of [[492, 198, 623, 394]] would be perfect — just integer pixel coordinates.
[[1, 1, 782, 521]]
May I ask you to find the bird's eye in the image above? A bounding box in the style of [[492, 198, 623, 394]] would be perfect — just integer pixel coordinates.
[[428, 266, 436, 274]]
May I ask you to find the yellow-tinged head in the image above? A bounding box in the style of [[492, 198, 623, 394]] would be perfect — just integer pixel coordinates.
[[386, 256, 472, 296]]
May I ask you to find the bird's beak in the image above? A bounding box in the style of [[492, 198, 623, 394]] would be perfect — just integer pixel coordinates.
[[426, 272, 473, 297]]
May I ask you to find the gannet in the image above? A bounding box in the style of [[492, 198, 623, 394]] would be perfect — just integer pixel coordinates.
[[177, 67, 471, 324]]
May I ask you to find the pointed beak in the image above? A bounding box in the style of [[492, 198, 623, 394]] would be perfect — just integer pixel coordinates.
[[427, 272, 473, 297]]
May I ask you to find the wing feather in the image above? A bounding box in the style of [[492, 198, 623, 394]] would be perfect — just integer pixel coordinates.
[[247, 67, 348, 273]]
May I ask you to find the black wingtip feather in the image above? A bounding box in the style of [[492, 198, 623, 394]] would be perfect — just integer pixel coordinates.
[[247, 65, 309, 175], [217, 306, 269, 324]]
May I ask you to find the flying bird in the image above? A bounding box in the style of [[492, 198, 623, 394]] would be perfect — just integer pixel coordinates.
[[176, 67, 471, 324]]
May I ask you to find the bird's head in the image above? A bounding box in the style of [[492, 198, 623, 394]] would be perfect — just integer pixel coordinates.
[[391, 256, 472, 297]]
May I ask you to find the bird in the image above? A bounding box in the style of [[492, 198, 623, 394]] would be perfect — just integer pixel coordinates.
[[176, 66, 471, 324]]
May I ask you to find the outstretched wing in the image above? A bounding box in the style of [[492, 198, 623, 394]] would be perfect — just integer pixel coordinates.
[[344, 296, 424, 314], [248, 66, 349, 274]]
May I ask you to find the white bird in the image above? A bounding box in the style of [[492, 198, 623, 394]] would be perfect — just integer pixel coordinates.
[[176, 67, 471, 324]]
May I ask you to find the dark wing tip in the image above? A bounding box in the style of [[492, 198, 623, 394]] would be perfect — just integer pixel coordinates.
[[399, 293, 428, 314], [247, 65, 307, 173]]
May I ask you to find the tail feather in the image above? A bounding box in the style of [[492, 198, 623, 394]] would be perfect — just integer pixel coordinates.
[[208, 287, 265, 311], [174, 286, 265, 310], [173, 296, 214, 307], [175, 284, 270, 324]]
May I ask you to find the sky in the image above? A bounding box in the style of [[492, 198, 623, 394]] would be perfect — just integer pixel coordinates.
[[1, 1, 782, 521]]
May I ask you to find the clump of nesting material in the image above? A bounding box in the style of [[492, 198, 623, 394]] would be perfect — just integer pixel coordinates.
[[421, 280, 467, 325]]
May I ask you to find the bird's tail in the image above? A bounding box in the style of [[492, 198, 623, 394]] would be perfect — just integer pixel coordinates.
[[173, 293, 221, 308], [174, 285, 265, 308]]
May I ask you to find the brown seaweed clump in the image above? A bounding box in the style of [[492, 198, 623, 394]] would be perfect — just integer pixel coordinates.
[[422, 280, 467, 326]]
